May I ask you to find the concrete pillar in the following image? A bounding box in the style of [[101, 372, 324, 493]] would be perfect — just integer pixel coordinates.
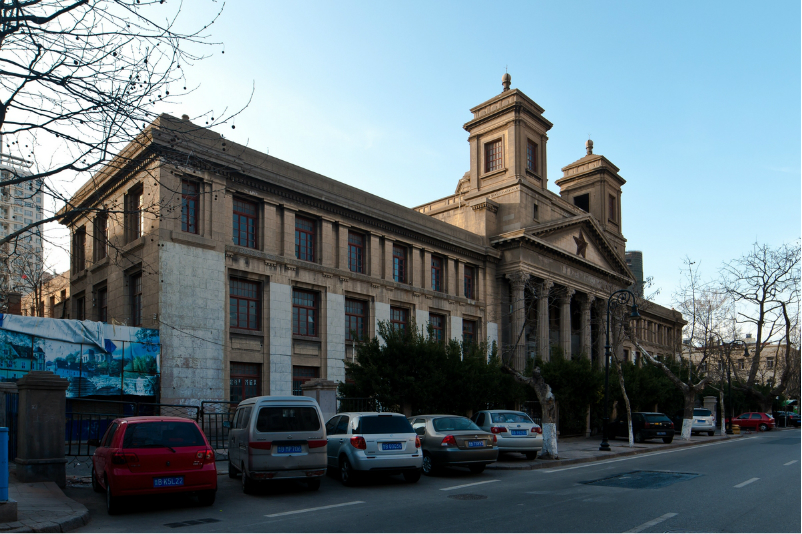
[[447, 256, 457, 296], [282, 206, 296, 258], [321, 218, 335, 267], [337, 223, 350, 271], [506, 272, 528, 371], [538, 280, 553, 361], [369, 233, 381, 278], [560, 288, 575, 358], [411, 246, 422, 288], [302, 379, 339, 424], [15, 371, 69, 488], [263, 201, 279, 254], [581, 295, 594, 359], [457, 261, 465, 298], [383, 237, 394, 282], [703, 396, 717, 415], [423, 250, 432, 290]]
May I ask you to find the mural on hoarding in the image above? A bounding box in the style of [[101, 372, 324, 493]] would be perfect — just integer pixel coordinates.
[[0, 315, 159, 398]]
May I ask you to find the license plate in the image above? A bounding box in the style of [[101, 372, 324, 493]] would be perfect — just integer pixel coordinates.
[[381, 442, 402, 451], [656, 432, 666, 436], [276, 445, 302, 454], [153, 476, 184, 488], [696, 420, 706, 423], [467, 441, 484, 448], [511, 430, 527, 436]]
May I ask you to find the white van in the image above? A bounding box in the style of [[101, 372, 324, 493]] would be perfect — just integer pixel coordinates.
[[227, 396, 327, 493]]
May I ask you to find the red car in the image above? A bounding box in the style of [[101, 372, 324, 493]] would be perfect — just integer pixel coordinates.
[[90, 417, 218, 514], [728, 412, 776, 432]]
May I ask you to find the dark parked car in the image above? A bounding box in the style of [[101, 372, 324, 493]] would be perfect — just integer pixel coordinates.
[[771, 411, 801, 428], [608, 412, 675, 443]]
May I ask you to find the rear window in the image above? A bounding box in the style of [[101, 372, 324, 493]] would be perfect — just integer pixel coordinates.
[[256, 407, 320, 432], [356, 415, 414, 435], [433, 417, 481, 432], [491, 412, 534, 424], [644, 414, 671, 423], [122, 421, 205, 449], [694, 409, 712, 417]]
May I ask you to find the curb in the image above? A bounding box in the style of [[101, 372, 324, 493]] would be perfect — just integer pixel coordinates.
[[486, 434, 746, 471], [0, 509, 89, 533]]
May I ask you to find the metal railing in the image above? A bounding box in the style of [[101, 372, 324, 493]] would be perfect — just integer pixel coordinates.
[[199, 401, 237, 450]]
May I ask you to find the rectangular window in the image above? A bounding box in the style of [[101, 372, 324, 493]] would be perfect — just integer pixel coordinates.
[[126, 185, 143, 243], [348, 231, 365, 273], [181, 180, 199, 234], [292, 366, 320, 396], [73, 227, 86, 272], [295, 216, 316, 262], [49, 296, 55, 318], [431, 256, 443, 292], [527, 139, 538, 173], [390, 306, 408, 332], [392, 245, 406, 283], [345, 298, 367, 341], [608, 194, 617, 222], [533, 203, 539, 220], [463, 319, 477, 346], [738, 359, 745, 370], [98, 288, 108, 323], [429, 313, 445, 343], [229, 278, 260, 330], [292, 289, 317, 336], [484, 139, 502, 173], [464, 265, 475, 299], [130, 273, 142, 326], [94, 214, 108, 261], [232, 198, 258, 249], [230, 362, 260, 404], [76, 295, 85, 321], [766, 358, 774, 369]]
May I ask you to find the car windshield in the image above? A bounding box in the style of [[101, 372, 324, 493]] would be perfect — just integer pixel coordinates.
[[433, 417, 481, 432], [255, 407, 320, 432], [644, 414, 671, 423], [491, 412, 534, 424], [122, 421, 205, 449], [356, 415, 414, 435], [693, 409, 712, 417]]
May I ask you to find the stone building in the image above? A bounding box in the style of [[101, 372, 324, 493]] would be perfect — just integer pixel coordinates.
[[59, 74, 685, 405]]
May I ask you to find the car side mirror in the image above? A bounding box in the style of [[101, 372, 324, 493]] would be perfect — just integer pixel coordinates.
[[87, 438, 100, 447], [415, 427, 425, 436], [222, 421, 231, 429]]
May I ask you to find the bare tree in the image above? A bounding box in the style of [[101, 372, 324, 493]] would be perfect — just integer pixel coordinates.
[[721, 242, 801, 411]]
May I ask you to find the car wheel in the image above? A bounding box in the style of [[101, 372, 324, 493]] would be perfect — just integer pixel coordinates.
[[634, 431, 644, 443], [197, 490, 216, 506], [105, 477, 120, 515], [662, 437, 673, 444], [469, 464, 486, 474], [708, 431, 715, 437], [525, 452, 537, 460], [228, 460, 239, 479], [306, 479, 321, 491], [402, 469, 422, 483], [759, 423, 768, 432], [422, 452, 437, 476], [340, 457, 358, 487], [91, 464, 102, 493], [241, 466, 256, 494]]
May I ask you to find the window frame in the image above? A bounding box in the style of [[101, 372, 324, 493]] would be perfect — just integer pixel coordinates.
[[125, 184, 143, 243], [130, 273, 142, 327], [392, 245, 407, 283], [229, 277, 261, 331], [345, 298, 367, 342], [181, 179, 200, 234], [526, 139, 538, 173], [484, 139, 503, 173], [98, 287, 108, 323], [292, 365, 320, 396], [230, 362, 261, 404], [390, 306, 409, 332], [608, 194, 617, 223], [429, 313, 445, 343], [431, 256, 443, 292], [464, 265, 475, 299], [295, 216, 316, 262], [73, 226, 86, 272], [232, 197, 258, 249], [463, 319, 477, 346], [347, 231, 365, 274], [93, 213, 108, 261], [292, 289, 318, 337]]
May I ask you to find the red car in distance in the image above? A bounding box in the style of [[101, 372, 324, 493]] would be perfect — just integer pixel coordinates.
[[727, 412, 776, 432], [90, 417, 218, 514]]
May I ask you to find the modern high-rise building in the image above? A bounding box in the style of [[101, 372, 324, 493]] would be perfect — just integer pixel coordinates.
[[625, 250, 644, 296]]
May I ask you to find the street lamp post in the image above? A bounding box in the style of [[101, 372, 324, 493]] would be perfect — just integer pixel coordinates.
[[599, 289, 640, 452]]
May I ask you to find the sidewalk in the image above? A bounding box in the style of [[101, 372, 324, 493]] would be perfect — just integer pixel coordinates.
[[0, 467, 89, 533]]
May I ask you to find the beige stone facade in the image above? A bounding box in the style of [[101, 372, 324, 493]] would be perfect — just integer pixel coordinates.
[[20, 270, 70, 318], [59, 76, 685, 405]]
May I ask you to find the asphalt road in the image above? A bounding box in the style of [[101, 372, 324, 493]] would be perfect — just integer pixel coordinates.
[[67, 429, 801, 533]]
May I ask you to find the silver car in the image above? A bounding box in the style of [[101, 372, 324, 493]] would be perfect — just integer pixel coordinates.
[[691, 408, 716, 436], [325, 412, 423, 485], [471, 410, 542, 459]]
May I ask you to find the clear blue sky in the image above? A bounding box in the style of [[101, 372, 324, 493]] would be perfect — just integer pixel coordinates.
[[48, 1, 802, 308]]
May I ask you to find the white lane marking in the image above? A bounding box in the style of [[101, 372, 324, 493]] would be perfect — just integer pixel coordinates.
[[734, 477, 759, 488], [543, 437, 756, 473], [625, 512, 677, 533], [784, 460, 798, 466], [264, 501, 365, 517], [439, 479, 500, 491]]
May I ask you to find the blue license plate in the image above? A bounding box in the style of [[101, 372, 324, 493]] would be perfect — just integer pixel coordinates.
[[511, 430, 527, 436], [153, 476, 184, 488], [696, 420, 706, 423], [656, 432, 666, 436], [276, 445, 302, 454], [467, 441, 484, 448], [381, 442, 402, 451]]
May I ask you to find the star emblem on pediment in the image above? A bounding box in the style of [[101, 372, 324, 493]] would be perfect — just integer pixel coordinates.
[[573, 229, 588, 258]]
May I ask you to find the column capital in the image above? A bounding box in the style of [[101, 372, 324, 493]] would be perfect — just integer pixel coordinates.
[[561, 287, 575, 303], [506, 272, 529, 290]]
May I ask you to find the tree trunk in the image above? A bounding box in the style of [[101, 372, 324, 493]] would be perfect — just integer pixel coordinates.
[[502, 364, 559, 459], [719, 389, 726, 436], [680, 391, 695, 440], [611, 355, 633, 447]]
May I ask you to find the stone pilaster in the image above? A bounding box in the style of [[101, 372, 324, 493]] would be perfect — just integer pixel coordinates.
[[538, 280, 553, 361], [282, 206, 296, 258], [383, 237, 394, 282], [423, 249, 432, 290], [337, 223, 350, 271], [581, 295, 594, 359], [595, 299, 606, 369], [263, 200, 279, 254], [411, 245, 422, 288], [560, 288, 575, 357], [457, 261, 465, 298], [506, 272, 529, 371], [447, 256, 457, 296], [321, 217, 335, 267]]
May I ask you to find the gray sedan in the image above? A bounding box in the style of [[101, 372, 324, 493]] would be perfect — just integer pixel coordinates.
[[408, 415, 498, 475]]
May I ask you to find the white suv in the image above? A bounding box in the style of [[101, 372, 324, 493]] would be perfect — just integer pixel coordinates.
[[691, 408, 716, 436]]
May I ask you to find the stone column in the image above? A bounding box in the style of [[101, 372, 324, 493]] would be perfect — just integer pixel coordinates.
[[15, 371, 69, 488], [581, 295, 594, 359], [383, 236, 394, 282], [301, 379, 339, 424], [411, 246, 422, 288], [560, 288, 575, 358], [506, 272, 529, 371], [447, 256, 457, 296], [595, 299, 606, 369], [321, 217, 335, 267], [537, 281, 553, 361], [263, 200, 279, 254], [423, 250, 432, 290], [369, 233, 381, 277], [457, 261, 465, 298]]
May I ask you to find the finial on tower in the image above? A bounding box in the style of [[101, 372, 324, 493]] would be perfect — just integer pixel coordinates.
[[586, 138, 593, 156], [502, 71, 511, 92]]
